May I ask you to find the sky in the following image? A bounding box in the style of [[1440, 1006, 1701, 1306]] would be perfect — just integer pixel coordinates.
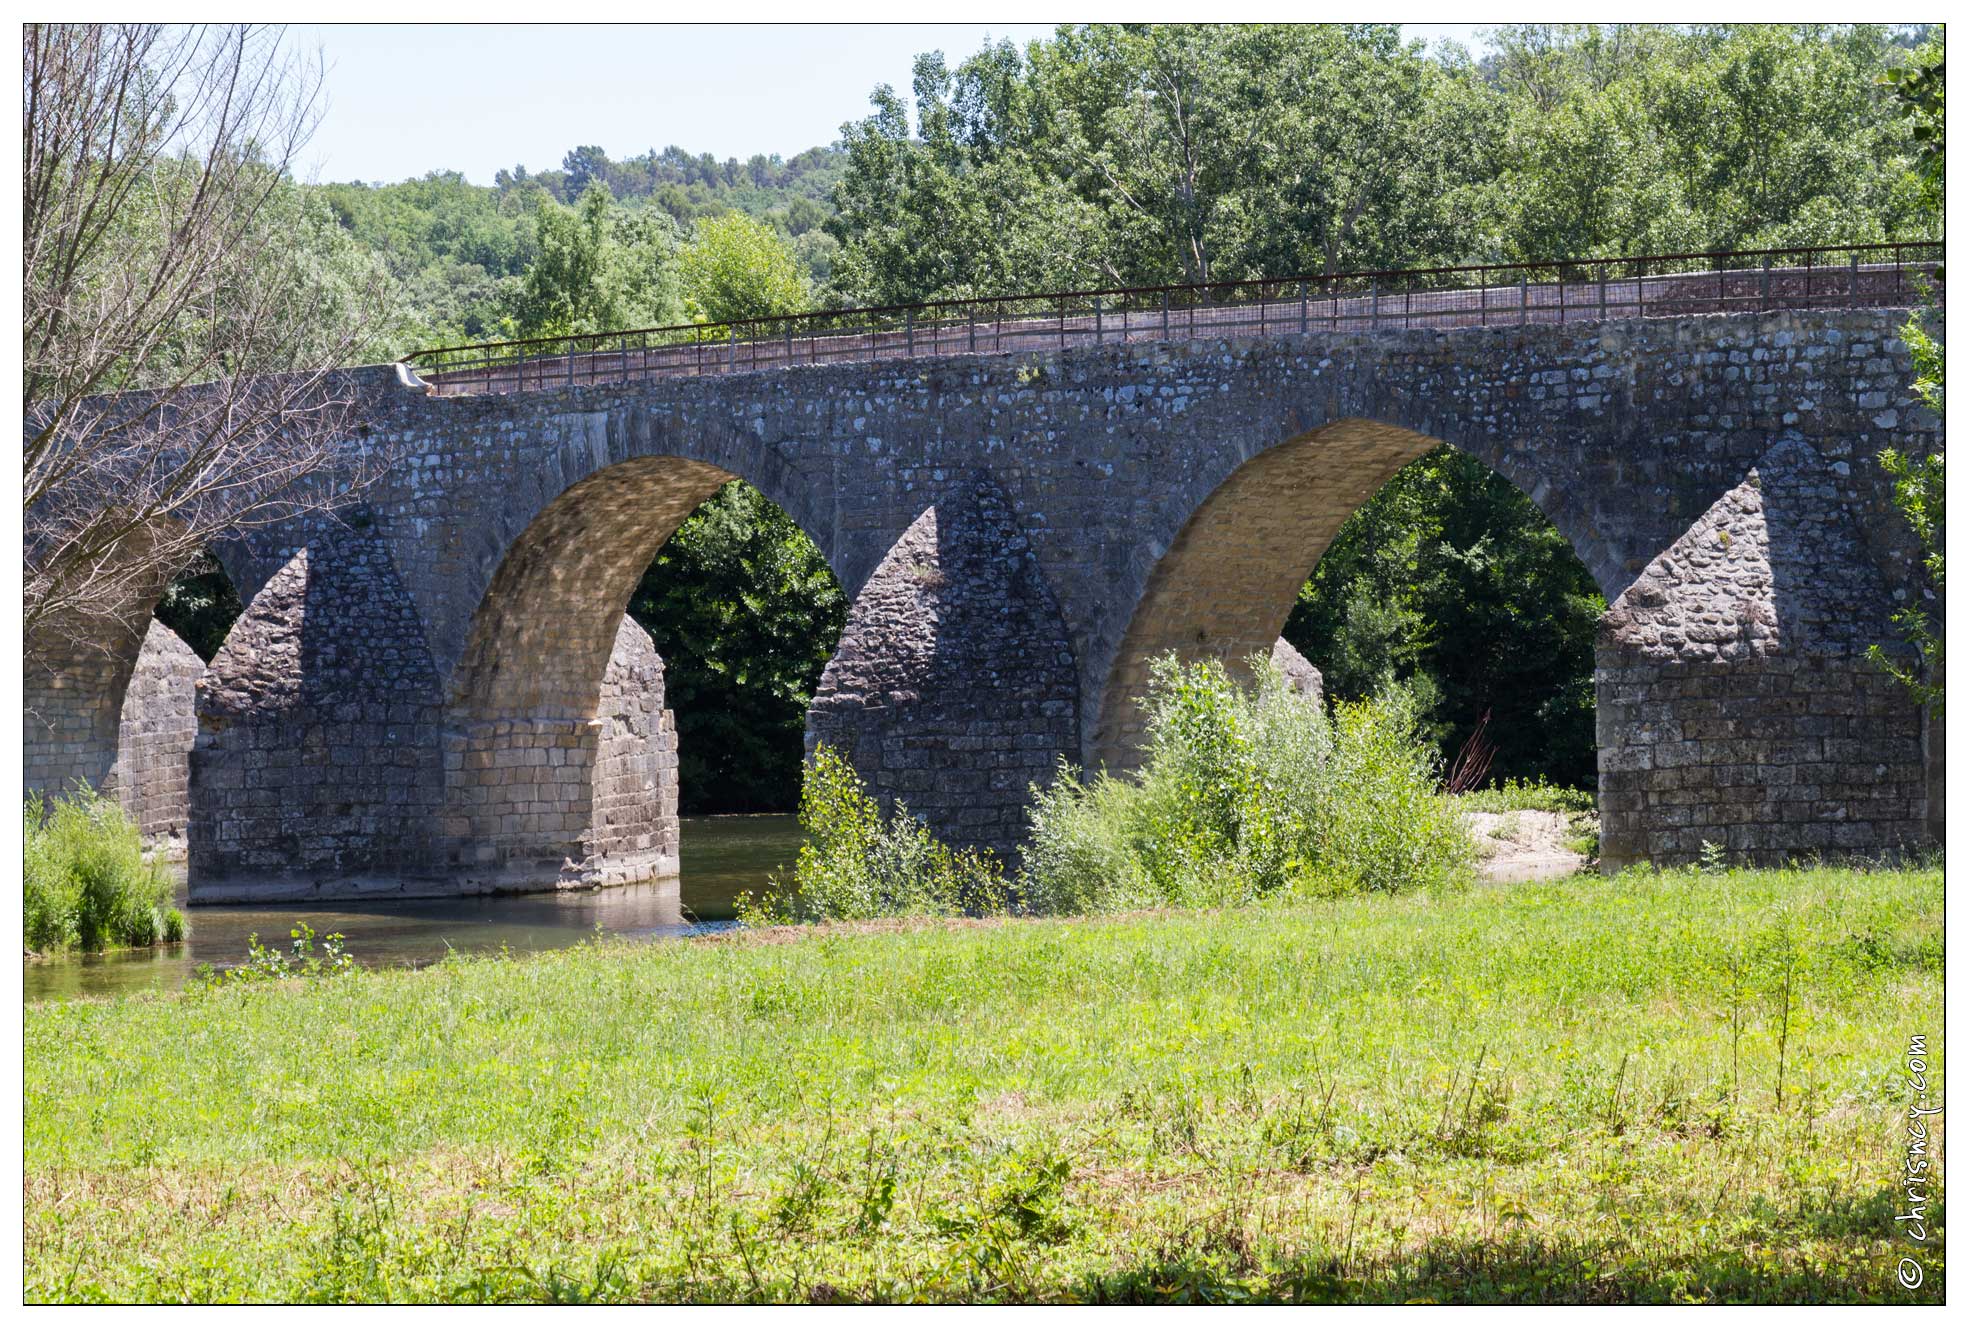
[[289, 23, 1496, 187]]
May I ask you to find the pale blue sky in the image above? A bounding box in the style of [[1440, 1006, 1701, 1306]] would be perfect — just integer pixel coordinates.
[[290, 23, 1495, 186]]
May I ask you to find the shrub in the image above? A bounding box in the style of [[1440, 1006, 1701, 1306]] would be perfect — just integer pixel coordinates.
[[747, 746, 1021, 923], [23, 786, 178, 954], [1023, 654, 1473, 911], [193, 922, 354, 987]]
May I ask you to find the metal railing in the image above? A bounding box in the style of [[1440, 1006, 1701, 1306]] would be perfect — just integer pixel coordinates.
[[404, 240, 1943, 398]]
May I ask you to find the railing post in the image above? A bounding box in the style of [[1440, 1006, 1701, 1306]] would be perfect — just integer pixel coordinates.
[[727, 326, 736, 370], [1162, 291, 1171, 338], [968, 305, 976, 353], [1094, 296, 1103, 344], [1299, 280, 1308, 334], [1059, 299, 1067, 349], [1519, 276, 1528, 326], [1370, 278, 1379, 330], [1598, 269, 1608, 320], [641, 332, 650, 382], [906, 308, 915, 357], [517, 349, 527, 392], [1761, 256, 1772, 311], [1850, 251, 1861, 304], [785, 324, 793, 366], [568, 340, 575, 386]]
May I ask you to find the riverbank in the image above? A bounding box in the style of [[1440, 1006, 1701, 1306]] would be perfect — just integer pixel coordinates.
[[26, 862, 1942, 1303]]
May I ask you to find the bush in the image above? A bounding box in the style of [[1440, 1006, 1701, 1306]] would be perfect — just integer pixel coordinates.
[[1023, 654, 1474, 912], [193, 922, 354, 987], [745, 746, 1021, 923], [23, 786, 179, 954]]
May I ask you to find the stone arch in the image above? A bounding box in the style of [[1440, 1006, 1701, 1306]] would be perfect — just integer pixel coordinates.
[[439, 453, 845, 889], [806, 473, 1080, 857], [1090, 418, 1612, 773], [417, 404, 843, 682], [24, 528, 258, 840]]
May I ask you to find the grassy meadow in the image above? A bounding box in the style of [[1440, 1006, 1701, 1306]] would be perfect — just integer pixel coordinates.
[[24, 863, 1943, 1303]]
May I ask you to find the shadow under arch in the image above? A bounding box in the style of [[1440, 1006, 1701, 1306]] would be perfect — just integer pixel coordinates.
[[441, 453, 851, 889], [1090, 417, 1615, 776]]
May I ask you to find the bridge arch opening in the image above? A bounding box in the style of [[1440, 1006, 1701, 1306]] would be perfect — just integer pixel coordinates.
[[1093, 419, 1607, 824], [442, 455, 847, 890]]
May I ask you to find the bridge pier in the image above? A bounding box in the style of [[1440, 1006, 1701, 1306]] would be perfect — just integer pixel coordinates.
[[806, 474, 1080, 859], [1593, 441, 1932, 867]]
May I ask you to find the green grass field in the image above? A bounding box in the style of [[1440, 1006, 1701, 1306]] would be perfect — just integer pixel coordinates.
[[24, 864, 1943, 1303]]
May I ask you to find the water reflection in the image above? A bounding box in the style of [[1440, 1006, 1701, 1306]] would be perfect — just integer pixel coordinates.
[[25, 814, 801, 1003]]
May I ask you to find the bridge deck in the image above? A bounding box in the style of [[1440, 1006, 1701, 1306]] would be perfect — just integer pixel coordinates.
[[408, 246, 1940, 398]]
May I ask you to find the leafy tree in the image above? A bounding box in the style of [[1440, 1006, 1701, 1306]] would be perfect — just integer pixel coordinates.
[[628, 483, 846, 813], [507, 183, 682, 338], [1286, 450, 1606, 789], [677, 212, 809, 323]]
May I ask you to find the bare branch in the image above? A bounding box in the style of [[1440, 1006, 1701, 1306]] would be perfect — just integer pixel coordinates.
[[22, 23, 396, 660]]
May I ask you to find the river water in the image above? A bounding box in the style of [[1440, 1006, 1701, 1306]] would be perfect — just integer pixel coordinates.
[[24, 814, 803, 1003]]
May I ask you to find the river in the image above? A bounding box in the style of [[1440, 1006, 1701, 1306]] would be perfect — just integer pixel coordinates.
[[24, 814, 803, 1003]]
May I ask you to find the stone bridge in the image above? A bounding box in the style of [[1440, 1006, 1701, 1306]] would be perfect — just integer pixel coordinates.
[[24, 303, 1942, 899]]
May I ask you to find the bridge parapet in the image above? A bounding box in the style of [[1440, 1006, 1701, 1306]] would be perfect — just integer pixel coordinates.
[[405, 241, 1941, 399]]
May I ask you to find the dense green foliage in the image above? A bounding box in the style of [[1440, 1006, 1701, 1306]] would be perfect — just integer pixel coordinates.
[[1868, 42, 1944, 717], [765, 657, 1470, 924], [25, 863, 1943, 1301], [1285, 448, 1606, 787], [1024, 656, 1472, 912], [1450, 777, 1598, 816], [24, 788, 183, 954], [153, 551, 244, 662], [745, 747, 1018, 923], [678, 212, 810, 324], [826, 23, 1938, 305], [628, 482, 846, 814], [314, 144, 842, 350]]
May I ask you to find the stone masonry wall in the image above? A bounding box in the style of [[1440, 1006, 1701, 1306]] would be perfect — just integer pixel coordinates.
[[188, 525, 446, 900], [438, 616, 679, 889], [106, 620, 203, 849], [807, 476, 1079, 858], [1595, 439, 1928, 867], [592, 617, 681, 882]]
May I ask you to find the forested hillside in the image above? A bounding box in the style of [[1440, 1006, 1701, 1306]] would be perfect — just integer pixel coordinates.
[[213, 22, 1941, 811]]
